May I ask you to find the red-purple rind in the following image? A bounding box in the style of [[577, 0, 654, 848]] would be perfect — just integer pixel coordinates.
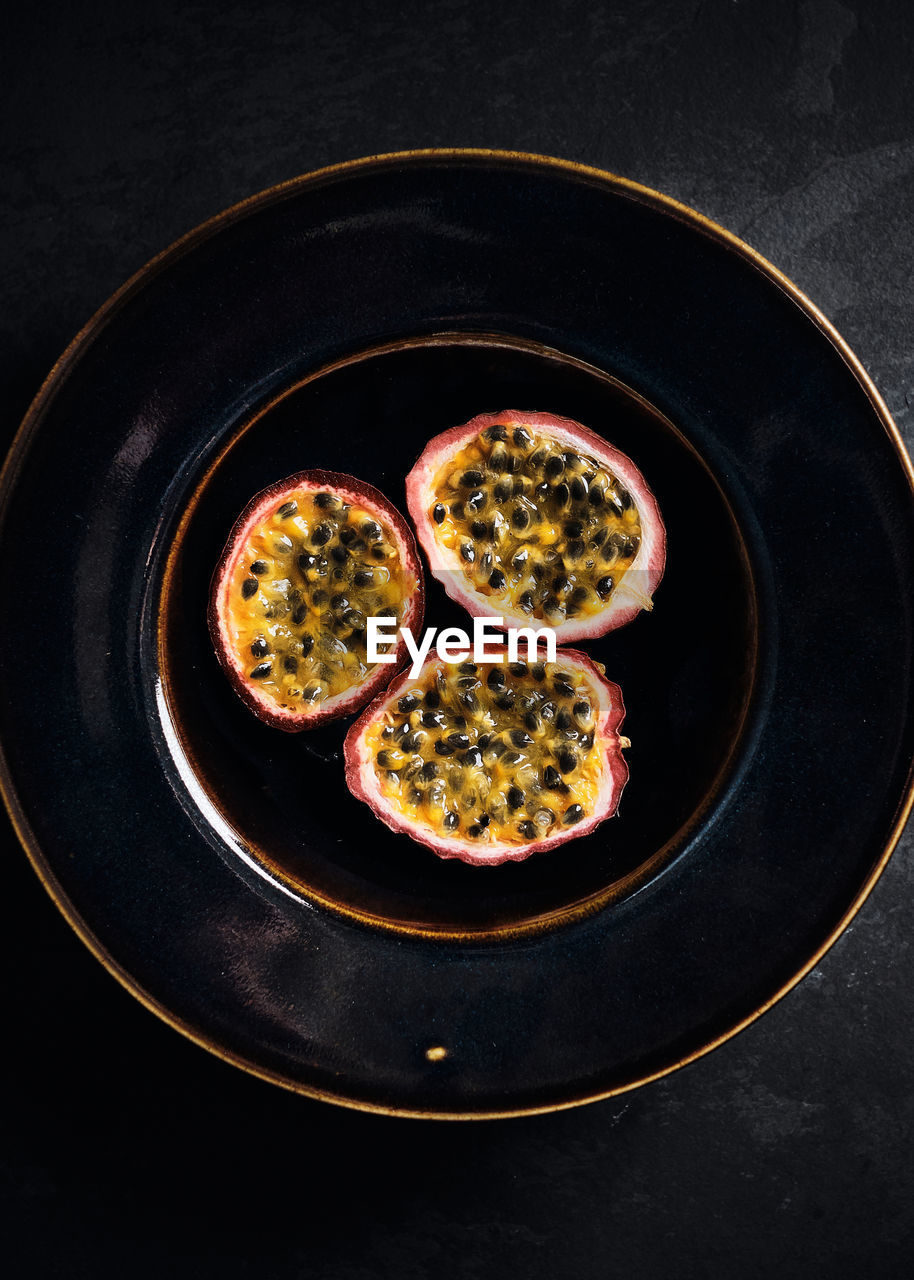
[[405, 410, 666, 642], [343, 646, 629, 866], [209, 469, 425, 731]]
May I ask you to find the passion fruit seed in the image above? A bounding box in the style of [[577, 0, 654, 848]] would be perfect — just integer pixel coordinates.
[[225, 489, 411, 711], [428, 424, 642, 623], [366, 659, 604, 847]]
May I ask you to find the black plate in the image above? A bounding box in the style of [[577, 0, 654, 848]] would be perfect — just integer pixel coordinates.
[[1, 151, 912, 1117]]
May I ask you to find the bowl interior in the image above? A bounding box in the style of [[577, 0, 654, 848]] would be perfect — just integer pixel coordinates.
[[159, 335, 758, 938]]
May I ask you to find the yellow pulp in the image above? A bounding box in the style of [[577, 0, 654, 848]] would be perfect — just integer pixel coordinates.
[[225, 488, 414, 712], [366, 658, 605, 846], [429, 423, 642, 623]]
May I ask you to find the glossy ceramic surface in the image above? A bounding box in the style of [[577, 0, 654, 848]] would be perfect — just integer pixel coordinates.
[[1, 151, 912, 1116]]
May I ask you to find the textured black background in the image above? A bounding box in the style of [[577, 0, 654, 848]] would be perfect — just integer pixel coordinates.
[[2, 1, 912, 1275]]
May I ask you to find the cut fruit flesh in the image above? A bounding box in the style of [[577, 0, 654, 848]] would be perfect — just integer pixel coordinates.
[[209, 471, 424, 730], [406, 410, 666, 643], [344, 648, 629, 865]]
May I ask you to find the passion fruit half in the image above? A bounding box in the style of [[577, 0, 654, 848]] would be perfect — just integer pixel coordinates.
[[406, 410, 666, 642], [209, 470, 424, 730], [344, 647, 629, 865]]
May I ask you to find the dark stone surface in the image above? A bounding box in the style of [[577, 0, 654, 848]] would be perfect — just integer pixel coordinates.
[[1, 1, 911, 1275]]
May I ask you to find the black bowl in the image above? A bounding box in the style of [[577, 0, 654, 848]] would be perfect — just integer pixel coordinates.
[[1, 151, 912, 1116], [164, 334, 756, 937]]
